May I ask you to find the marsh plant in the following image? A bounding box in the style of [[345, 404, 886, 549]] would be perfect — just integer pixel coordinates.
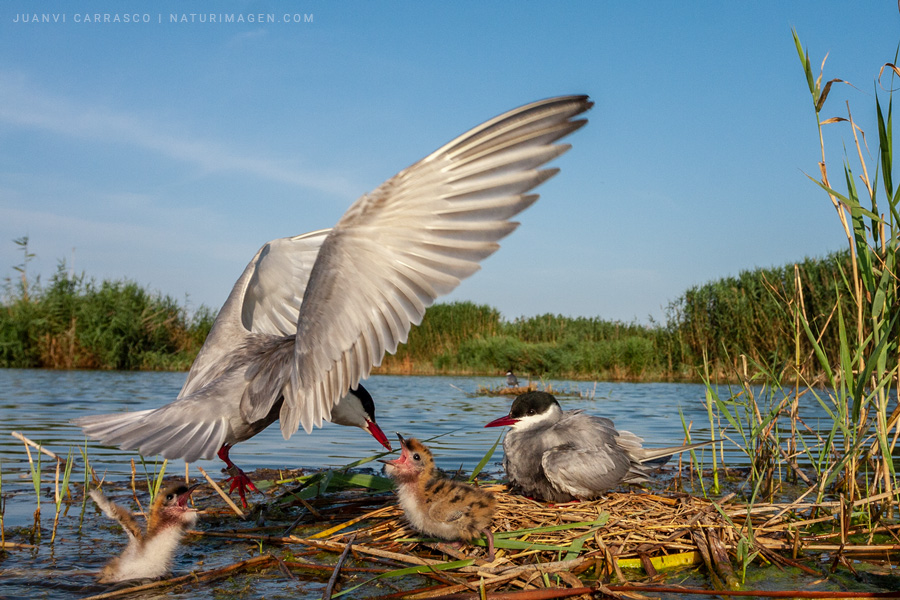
[[51, 450, 76, 543], [707, 33, 899, 515], [793, 31, 898, 504], [0, 249, 215, 371]]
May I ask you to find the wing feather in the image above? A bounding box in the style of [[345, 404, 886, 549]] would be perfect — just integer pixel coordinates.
[[180, 229, 330, 399], [282, 96, 592, 436], [74, 397, 230, 463]]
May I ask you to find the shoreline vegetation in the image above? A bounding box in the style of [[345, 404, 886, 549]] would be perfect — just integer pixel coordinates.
[[0, 242, 862, 384], [0, 31, 898, 596]]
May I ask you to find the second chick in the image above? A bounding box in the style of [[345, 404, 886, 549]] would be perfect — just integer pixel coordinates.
[[381, 434, 496, 560], [91, 482, 199, 583]]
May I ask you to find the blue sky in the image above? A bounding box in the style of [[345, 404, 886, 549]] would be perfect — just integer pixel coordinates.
[[1, 1, 898, 324]]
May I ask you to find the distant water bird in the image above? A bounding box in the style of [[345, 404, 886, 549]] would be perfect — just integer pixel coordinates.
[[506, 371, 519, 388], [74, 95, 592, 508], [485, 392, 712, 502], [91, 483, 199, 583], [381, 434, 496, 559]]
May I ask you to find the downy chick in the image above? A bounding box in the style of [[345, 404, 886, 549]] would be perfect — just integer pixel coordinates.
[[91, 482, 199, 583], [486, 392, 713, 502], [381, 434, 496, 559]]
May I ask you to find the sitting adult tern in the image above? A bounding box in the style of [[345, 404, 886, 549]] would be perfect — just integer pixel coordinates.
[[486, 392, 711, 502], [75, 95, 593, 507]]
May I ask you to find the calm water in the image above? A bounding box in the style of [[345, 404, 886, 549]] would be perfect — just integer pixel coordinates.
[[0, 370, 721, 495], [0, 370, 857, 598]]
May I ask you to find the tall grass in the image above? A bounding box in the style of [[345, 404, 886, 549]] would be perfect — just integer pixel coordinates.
[[376, 302, 678, 380], [704, 32, 900, 509], [789, 31, 899, 502], [669, 250, 855, 381], [1, 248, 214, 370], [2, 248, 862, 380]]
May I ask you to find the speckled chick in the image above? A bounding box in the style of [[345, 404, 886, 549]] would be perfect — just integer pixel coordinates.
[[381, 434, 496, 559], [91, 482, 199, 583]]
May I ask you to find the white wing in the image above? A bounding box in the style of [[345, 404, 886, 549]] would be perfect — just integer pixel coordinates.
[[280, 95, 592, 437], [240, 230, 331, 337], [179, 229, 330, 398]]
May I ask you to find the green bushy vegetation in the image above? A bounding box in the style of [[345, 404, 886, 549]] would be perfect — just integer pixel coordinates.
[[1, 239, 214, 370], [376, 245, 855, 381], [0, 232, 860, 381], [668, 250, 857, 381]]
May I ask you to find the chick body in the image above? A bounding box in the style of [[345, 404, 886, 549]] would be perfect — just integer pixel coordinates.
[[382, 435, 495, 557], [91, 483, 199, 583]]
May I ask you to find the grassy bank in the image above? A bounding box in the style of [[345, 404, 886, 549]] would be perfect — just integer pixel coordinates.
[[1, 250, 214, 370]]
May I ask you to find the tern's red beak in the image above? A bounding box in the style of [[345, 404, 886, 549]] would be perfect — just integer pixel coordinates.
[[485, 414, 519, 428], [366, 421, 393, 451]]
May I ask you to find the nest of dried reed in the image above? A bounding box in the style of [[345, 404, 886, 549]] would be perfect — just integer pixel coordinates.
[[77, 473, 900, 600], [276, 483, 900, 598]]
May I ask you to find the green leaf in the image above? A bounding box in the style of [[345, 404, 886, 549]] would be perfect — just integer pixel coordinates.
[[469, 431, 503, 482]]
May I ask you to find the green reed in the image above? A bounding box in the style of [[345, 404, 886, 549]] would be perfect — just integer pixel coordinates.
[[78, 440, 94, 531], [704, 32, 900, 510], [137, 456, 169, 504], [1, 253, 214, 371], [792, 29, 899, 503], [23, 442, 41, 538], [51, 450, 75, 543], [3, 242, 860, 381]]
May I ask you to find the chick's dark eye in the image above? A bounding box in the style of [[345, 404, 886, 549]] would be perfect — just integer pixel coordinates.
[[166, 494, 175, 501], [413, 453, 420, 461], [527, 409, 535, 416]]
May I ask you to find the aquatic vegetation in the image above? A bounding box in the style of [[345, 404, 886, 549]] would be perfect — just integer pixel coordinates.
[[789, 29, 899, 503], [0, 252, 214, 371], [2, 417, 899, 597], [50, 449, 75, 543], [0, 253, 864, 382], [684, 33, 900, 578]]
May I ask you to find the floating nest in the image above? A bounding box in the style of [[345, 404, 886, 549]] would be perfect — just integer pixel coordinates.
[[471, 382, 588, 398], [154, 473, 900, 599], [474, 384, 539, 397]]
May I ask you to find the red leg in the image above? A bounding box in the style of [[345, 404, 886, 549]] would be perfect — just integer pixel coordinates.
[[217, 444, 258, 508]]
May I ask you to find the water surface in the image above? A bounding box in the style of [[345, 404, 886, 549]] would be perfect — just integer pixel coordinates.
[[0, 369, 848, 599]]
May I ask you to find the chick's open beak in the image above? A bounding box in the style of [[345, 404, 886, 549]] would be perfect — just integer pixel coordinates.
[[176, 484, 202, 508], [377, 433, 408, 466]]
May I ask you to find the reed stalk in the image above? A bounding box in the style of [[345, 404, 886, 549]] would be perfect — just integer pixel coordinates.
[[50, 449, 75, 543], [793, 29, 900, 504], [20, 437, 42, 536]]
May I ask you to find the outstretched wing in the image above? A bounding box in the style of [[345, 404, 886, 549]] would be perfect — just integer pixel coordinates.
[[281, 95, 593, 437], [74, 378, 235, 463], [180, 229, 330, 398], [90, 489, 144, 543]]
